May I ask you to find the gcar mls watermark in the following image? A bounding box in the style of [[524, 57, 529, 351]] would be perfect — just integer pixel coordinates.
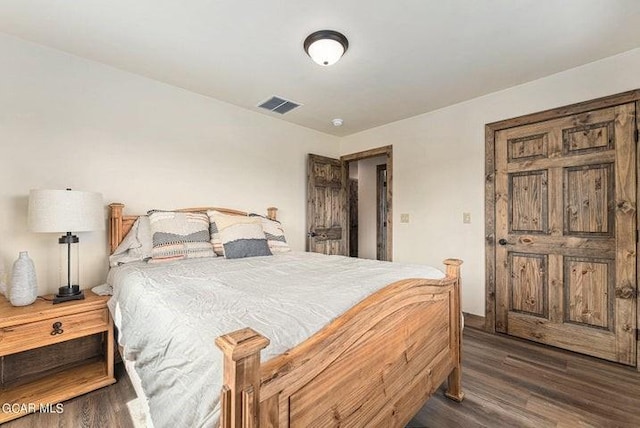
[[2, 403, 64, 414]]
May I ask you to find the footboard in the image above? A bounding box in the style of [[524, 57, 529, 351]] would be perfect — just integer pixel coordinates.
[[216, 259, 463, 428]]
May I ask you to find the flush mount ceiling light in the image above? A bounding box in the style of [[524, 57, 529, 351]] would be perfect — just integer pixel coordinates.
[[304, 30, 349, 66]]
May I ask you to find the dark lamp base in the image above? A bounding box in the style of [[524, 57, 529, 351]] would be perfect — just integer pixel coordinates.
[[53, 285, 85, 304]]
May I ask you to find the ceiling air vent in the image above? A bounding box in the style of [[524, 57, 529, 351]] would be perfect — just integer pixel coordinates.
[[257, 96, 302, 115]]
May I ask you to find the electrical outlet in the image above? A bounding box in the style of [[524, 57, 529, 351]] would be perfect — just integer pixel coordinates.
[[400, 213, 410, 223], [463, 212, 471, 224]]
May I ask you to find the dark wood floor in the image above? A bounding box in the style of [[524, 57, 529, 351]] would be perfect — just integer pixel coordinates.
[[408, 329, 640, 428], [2, 363, 138, 428], [4, 328, 640, 427]]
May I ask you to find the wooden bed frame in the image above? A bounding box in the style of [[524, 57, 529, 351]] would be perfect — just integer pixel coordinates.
[[109, 203, 464, 428]]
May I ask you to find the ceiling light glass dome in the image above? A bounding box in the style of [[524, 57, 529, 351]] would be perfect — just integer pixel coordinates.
[[304, 30, 349, 66]]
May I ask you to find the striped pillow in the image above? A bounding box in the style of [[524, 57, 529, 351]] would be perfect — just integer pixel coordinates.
[[148, 211, 215, 262], [249, 214, 291, 253], [207, 215, 224, 256], [209, 211, 272, 259]]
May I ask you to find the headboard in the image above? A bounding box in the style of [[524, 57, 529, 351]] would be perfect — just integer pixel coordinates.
[[108, 203, 278, 254]]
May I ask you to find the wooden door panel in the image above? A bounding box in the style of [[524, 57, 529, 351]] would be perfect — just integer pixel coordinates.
[[562, 121, 614, 155], [564, 257, 614, 329], [508, 133, 548, 161], [564, 164, 613, 236], [495, 102, 637, 366], [312, 160, 342, 188], [509, 253, 547, 318], [307, 154, 347, 255], [509, 171, 548, 233]]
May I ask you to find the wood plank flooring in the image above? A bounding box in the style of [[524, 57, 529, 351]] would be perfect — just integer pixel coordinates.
[[1, 363, 137, 428], [4, 328, 640, 427], [408, 329, 640, 428]]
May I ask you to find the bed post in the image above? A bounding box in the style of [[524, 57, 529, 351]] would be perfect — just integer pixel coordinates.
[[267, 207, 277, 221], [109, 203, 124, 254], [216, 328, 270, 428], [443, 258, 464, 402]]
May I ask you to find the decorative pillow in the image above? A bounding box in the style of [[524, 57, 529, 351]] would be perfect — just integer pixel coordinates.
[[209, 211, 272, 259], [207, 214, 224, 256], [109, 216, 153, 266], [249, 214, 291, 253], [148, 211, 215, 262]]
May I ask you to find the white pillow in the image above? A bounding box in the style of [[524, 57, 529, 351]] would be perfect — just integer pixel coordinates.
[[249, 214, 291, 253], [109, 216, 153, 266]]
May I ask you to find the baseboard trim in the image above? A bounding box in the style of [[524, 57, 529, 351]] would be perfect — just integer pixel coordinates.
[[463, 312, 486, 331]]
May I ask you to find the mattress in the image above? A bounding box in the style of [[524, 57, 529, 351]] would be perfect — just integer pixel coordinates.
[[107, 251, 445, 428]]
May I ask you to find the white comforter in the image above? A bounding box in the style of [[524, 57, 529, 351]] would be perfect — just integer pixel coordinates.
[[107, 251, 444, 428]]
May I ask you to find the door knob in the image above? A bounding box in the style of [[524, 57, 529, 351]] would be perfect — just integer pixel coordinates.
[[498, 238, 508, 246], [308, 231, 317, 237]]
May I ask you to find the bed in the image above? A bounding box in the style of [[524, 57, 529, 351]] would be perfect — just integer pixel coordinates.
[[108, 203, 464, 428]]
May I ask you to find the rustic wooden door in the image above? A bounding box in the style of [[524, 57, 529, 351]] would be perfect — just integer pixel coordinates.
[[495, 103, 637, 366], [307, 154, 347, 255]]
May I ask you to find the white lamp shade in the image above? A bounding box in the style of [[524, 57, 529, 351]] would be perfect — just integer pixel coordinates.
[[307, 38, 345, 66], [28, 189, 105, 233]]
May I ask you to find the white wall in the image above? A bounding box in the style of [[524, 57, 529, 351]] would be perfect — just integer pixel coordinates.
[[3, 31, 640, 313], [356, 156, 386, 260], [348, 161, 358, 179], [0, 34, 340, 295], [340, 47, 640, 316]]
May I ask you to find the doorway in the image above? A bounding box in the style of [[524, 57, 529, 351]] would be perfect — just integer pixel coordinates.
[[306, 146, 392, 259], [342, 146, 392, 261]]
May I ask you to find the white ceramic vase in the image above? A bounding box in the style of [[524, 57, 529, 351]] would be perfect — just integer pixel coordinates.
[[10, 251, 38, 306]]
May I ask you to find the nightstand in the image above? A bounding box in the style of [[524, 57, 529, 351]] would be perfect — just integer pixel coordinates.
[[0, 291, 115, 423]]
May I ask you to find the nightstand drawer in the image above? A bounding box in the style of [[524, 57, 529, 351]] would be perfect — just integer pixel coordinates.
[[0, 308, 109, 356]]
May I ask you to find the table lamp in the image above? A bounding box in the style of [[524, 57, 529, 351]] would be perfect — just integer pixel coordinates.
[[28, 188, 104, 303]]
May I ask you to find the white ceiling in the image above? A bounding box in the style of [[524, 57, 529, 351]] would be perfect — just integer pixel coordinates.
[[2, 1, 640, 136]]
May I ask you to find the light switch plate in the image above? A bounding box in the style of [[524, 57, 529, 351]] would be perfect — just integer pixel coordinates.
[[400, 213, 410, 223], [463, 212, 471, 224]]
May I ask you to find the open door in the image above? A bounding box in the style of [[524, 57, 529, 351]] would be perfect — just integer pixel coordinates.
[[307, 154, 347, 255]]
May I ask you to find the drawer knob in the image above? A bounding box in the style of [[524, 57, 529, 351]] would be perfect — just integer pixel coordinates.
[[51, 321, 64, 335]]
